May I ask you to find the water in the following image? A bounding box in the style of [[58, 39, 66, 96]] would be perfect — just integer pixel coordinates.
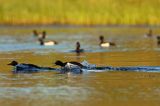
[[0, 26, 160, 106]]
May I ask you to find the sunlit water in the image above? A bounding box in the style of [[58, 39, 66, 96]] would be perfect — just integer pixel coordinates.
[[0, 26, 160, 106]]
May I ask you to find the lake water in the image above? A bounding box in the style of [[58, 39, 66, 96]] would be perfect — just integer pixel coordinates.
[[0, 26, 160, 106]]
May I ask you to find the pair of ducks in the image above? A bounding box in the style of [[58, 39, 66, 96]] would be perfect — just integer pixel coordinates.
[[33, 30, 58, 46], [145, 29, 160, 45], [74, 35, 116, 53], [8, 60, 83, 73]]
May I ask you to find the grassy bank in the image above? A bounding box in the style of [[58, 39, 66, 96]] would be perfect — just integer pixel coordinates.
[[0, 0, 160, 25]]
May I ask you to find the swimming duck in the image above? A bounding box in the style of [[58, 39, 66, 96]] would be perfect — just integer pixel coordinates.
[[145, 29, 153, 37], [33, 30, 39, 37], [75, 42, 84, 53], [8, 61, 57, 73], [157, 36, 160, 45], [38, 31, 58, 46], [54, 60, 83, 73], [8, 61, 41, 73], [38, 38, 58, 46], [33, 30, 43, 38], [99, 35, 116, 47]]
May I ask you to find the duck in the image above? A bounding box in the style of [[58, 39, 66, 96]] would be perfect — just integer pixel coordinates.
[[41, 31, 47, 39], [54, 60, 83, 74], [38, 31, 58, 46], [8, 61, 41, 73], [75, 42, 84, 53], [157, 36, 160, 45], [38, 38, 58, 46], [145, 29, 153, 37], [99, 35, 116, 47], [8, 61, 56, 73], [33, 30, 43, 38], [33, 30, 39, 37]]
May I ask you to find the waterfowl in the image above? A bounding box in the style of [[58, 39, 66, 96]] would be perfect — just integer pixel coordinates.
[[54, 60, 83, 73], [41, 31, 47, 39], [38, 38, 58, 46], [33, 30, 43, 38], [99, 35, 116, 47], [8, 61, 41, 72], [38, 31, 58, 46], [157, 36, 160, 45], [75, 42, 84, 53], [33, 30, 39, 37], [145, 29, 153, 37]]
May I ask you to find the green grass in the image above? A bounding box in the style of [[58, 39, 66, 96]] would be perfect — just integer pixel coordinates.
[[0, 0, 160, 25]]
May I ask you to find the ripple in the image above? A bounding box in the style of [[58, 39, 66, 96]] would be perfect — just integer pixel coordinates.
[[0, 86, 93, 101]]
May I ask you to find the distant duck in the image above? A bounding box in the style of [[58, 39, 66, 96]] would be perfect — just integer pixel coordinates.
[[54, 60, 83, 73], [33, 30, 47, 39], [75, 42, 84, 53], [33, 30, 39, 37], [33, 30, 42, 38], [145, 29, 153, 37], [8, 61, 41, 73], [99, 35, 116, 47], [157, 36, 160, 45], [38, 31, 58, 46], [38, 38, 58, 46]]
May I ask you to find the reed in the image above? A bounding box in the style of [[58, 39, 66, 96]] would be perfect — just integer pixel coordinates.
[[0, 0, 160, 25]]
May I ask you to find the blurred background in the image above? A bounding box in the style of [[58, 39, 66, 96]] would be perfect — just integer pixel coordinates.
[[0, 0, 160, 25]]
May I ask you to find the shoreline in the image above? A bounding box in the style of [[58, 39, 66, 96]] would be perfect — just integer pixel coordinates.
[[0, 24, 159, 28]]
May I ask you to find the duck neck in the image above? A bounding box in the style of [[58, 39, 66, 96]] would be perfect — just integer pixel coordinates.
[[76, 43, 80, 50], [61, 62, 66, 67], [100, 39, 104, 44], [39, 39, 44, 45]]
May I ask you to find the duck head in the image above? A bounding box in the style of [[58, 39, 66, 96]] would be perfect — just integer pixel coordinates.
[[99, 35, 104, 43], [76, 42, 80, 49], [33, 30, 38, 37], [8, 61, 18, 66], [54, 60, 65, 67], [157, 36, 160, 40], [42, 31, 46, 39]]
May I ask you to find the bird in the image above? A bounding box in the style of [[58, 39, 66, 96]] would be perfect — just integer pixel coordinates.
[[32, 30, 43, 38], [38, 38, 58, 46], [145, 29, 153, 37], [54, 60, 83, 74], [37, 31, 58, 46], [75, 42, 84, 53], [157, 36, 160, 45], [8, 60, 56, 73], [8, 61, 41, 73], [41, 31, 47, 39], [33, 30, 47, 39], [33, 30, 39, 37], [99, 35, 116, 47]]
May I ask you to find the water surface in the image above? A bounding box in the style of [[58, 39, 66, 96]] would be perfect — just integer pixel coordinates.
[[0, 26, 160, 106]]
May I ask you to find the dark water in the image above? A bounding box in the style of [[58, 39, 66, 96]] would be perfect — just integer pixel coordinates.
[[0, 26, 160, 106]]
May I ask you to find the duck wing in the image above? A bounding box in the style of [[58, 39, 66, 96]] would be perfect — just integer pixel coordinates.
[[69, 62, 83, 68], [21, 63, 40, 68]]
